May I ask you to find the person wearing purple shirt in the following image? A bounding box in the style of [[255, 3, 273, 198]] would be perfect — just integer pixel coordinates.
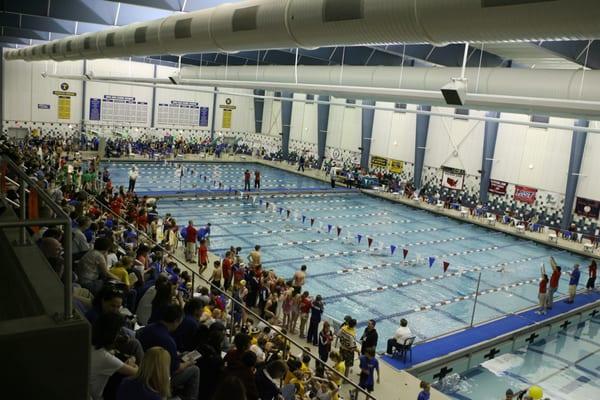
[[417, 381, 430, 400], [566, 264, 581, 304]]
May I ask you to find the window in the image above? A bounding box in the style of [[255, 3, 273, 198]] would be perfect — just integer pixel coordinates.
[[323, 0, 364, 22], [454, 108, 469, 120], [105, 32, 116, 47], [232, 6, 258, 32], [530, 115, 550, 124], [174, 18, 192, 39], [345, 99, 357, 108], [134, 27, 147, 44], [394, 103, 407, 113]]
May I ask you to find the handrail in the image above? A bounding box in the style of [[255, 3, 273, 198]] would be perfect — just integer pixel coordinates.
[[83, 186, 377, 399], [0, 155, 74, 320]]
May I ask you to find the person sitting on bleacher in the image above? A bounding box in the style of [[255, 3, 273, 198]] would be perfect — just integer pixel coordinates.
[[386, 318, 412, 355]]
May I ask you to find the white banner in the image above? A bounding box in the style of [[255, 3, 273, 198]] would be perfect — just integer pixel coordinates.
[[441, 167, 465, 190]]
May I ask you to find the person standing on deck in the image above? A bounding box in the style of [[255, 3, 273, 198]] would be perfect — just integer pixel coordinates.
[[198, 239, 209, 276], [248, 245, 261, 269], [565, 264, 581, 304], [292, 265, 307, 295], [546, 256, 561, 309], [586, 260, 597, 293], [536, 267, 548, 315], [244, 169, 251, 191], [254, 170, 261, 190], [128, 166, 139, 193], [184, 221, 197, 263]]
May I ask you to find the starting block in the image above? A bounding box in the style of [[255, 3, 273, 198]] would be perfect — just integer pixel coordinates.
[[486, 216, 496, 226], [584, 243, 595, 253], [548, 233, 558, 243], [516, 225, 525, 234]]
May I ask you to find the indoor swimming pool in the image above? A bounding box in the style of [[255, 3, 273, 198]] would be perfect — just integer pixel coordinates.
[[438, 316, 600, 400], [105, 161, 592, 351], [102, 160, 329, 193]]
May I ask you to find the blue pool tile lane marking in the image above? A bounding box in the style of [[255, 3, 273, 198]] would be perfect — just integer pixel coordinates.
[[381, 292, 600, 371]]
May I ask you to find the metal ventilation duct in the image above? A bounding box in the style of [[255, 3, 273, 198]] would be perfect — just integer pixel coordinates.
[[179, 65, 600, 104], [5, 0, 600, 62]]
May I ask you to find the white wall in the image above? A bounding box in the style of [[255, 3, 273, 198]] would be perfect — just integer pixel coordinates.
[[261, 91, 282, 137], [84, 59, 154, 127], [214, 88, 255, 135], [3, 55, 84, 124], [371, 102, 417, 163], [290, 93, 318, 145], [576, 120, 600, 201], [154, 65, 214, 131], [424, 107, 486, 175], [491, 114, 573, 194], [326, 97, 361, 152]]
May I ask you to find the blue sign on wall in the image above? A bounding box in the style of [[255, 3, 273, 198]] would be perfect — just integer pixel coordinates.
[[199, 107, 209, 127], [37, 104, 51, 109], [89, 98, 101, 121]]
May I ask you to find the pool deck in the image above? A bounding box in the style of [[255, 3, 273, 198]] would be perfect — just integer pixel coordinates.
[[382, 290, 600, 372]]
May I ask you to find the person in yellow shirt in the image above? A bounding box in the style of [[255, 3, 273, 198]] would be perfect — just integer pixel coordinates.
[[327, 351, 346, 400], [337, 319, 358, 377], [110, 256, 134, 288]]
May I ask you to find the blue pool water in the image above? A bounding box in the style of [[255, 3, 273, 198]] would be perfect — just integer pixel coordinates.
[[105, 162, 591, 351], [439, 316, 600, 400], [101, 160, 329, 193]]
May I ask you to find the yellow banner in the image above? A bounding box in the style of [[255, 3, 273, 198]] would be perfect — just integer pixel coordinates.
[[388, 159, 404, 174], [222, 109, 232, 129], [57, 96, 71, 120], [370, 156, 387, 168]]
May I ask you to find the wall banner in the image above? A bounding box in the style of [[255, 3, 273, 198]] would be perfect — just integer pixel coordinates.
[[53, 82, 76, 120], [57, 96, 71, 120], [199, 107, 209, 127], [222, 109, 232, 129], [441, 167, 466, 190], [89, 98, 101, 121], [388, 159, 404, 174], [575, 197, 600, 219], [514, 185, 538, 204], [488, 179, 508, 195], [370, 156, 387, 169]]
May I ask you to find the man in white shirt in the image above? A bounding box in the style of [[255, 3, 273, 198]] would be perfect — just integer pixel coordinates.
[[386, 318, 413, 355], [127, 166, 139, 193]]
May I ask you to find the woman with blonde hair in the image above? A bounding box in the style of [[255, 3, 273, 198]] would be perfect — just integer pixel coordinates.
[[117, 346, 171, 400]]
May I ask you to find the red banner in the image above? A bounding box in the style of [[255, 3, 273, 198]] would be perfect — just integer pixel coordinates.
[[514, 185, 537, 204], [488, 179, 508, 195]]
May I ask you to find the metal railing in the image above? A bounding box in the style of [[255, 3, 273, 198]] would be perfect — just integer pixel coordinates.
[[0, 155, 74, 320], [83, 186, 377, 400]]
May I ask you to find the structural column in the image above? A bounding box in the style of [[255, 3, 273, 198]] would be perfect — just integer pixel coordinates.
[[479, 111, 501, 204], [253, 89, 265, 133], [414, 105, 431, 189], [281, 92, 293, 159], [210, 86, 218, 141], [317, 95, 330, 167], [150, 63, 157, 128], [561, 119, 589, 230], [360, 99, 376, 170]]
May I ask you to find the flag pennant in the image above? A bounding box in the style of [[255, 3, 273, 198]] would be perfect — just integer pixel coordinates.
[[403, 248, 409, 259], [310, 218, 315, 227], [390, 245, 397, 255], [259, 199, 263, 205], [302, 215, 306, 224], [327, 224, 333, 233], [278, 207, 283, 214], [336, 226, 342, 237], [443, 261, 450, 272], [266, 202, 270, 209], [287, 209, 291, 218], [428, 256, 436, 268], [367, 237, 374, 248], [357, 234, 363, 243], [203, 176, 207, 182]]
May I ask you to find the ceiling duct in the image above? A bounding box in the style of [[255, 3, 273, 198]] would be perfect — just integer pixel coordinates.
[[5, 0, 600, 62]]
